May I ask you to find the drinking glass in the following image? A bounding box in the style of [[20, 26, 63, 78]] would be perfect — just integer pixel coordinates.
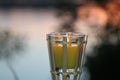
[[47, 32, 88, 80]]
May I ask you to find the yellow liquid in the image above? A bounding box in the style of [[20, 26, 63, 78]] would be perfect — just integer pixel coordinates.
[[52, 44, 78, 69]]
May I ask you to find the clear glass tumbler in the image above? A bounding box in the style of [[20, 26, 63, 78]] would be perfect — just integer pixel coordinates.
[[47, 32, 88, 80]]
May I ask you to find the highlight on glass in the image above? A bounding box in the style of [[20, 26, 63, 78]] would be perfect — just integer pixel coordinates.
[[46, 32, 88, 80]]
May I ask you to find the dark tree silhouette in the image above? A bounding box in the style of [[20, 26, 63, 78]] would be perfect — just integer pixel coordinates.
[[85, 27, 120, 80], [0, 28, 26, 80], [55, 0, 78, 32]]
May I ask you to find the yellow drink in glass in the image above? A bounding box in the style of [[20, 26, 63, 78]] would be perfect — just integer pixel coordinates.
[[53, 44, 78, 68]]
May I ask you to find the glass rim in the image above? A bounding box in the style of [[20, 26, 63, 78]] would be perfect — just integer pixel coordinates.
[[47, 32, 85, 38]]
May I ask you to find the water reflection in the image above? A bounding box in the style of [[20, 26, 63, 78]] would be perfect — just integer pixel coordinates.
[[0, 8, 56, 80], [0, 28, 26, 80]]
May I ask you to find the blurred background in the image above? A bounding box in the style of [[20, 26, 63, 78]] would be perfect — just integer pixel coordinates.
[[0, 0, 120, 80], [0, 1, 57, 80], [0, 0, 81, 80]]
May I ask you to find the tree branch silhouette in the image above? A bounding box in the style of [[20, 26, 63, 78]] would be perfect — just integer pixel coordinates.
[[0, 28, 26, 80]]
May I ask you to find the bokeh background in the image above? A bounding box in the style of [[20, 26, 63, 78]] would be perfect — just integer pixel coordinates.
[[0, 1, 58, 80], [0, 1, 82, 80], [0, 0, 120, 80]]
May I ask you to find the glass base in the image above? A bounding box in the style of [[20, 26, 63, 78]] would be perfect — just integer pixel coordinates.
[[51, 68, 81, 80]]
